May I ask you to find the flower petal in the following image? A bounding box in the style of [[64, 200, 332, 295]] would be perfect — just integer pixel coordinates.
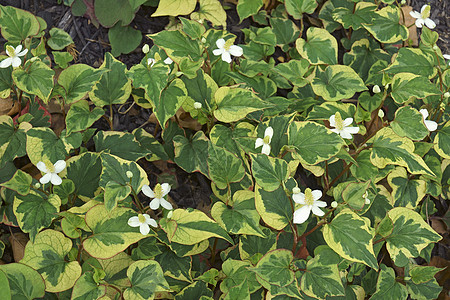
[[409, 10, 421, 18], [36, 161, 49, 173], [50, 174, 62, 185], [265, 126, 274, 140], [343, 118, 353, 127], [150, 198, 160, 210], [315, 200, 327, 208], [255, 138, 264, 148], [161, 183, 171, 197], [311, 205, 325, 217], [311, 190, 322, 201], [147, 218, 158, 228], [142, 185, 155, 198], [425, 120, 438, 132], [15, 45, 22, 53], [128, 216, 140, 227], [339, 130, 354, 139], [420, 4, 428, 13], [221, 52, 232, 63], [419, 108, 428, 119], [212, 48, 224, 56], [0, 57, 12, 68], [424, 18, 436, 29], [329, 114, 336, 127], [139, 223, 150, 235], [443, 54, 450, 60], [11, 57, 22, 68], [415, 18, 425, 28], [160, 199, 173, 210], [216, 38, 226, 48], [345, 126, 360, 134], [261, 143, 271, 155], [40, 173, 52, 184], [54, 160, 66, 173], [17, 48, 28, 57], [292, 192, 305, 204], [228, 45, 243, 57], [330, 128, 340, 135], [164, 57, 173, 64], [293, 206, 311, 224]]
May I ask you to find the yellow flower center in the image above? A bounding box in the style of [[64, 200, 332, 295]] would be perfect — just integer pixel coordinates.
[[138, 214, 146, 223], [421, 5, 430, 19], [304, 188, 314, 206], [45, 161, 55, 173], [334, 112, 344, 131], [223, 39, 234, 51], [154, 183, 163, 199], [6, 45, 15, 57], [263, 135, 271, 144]]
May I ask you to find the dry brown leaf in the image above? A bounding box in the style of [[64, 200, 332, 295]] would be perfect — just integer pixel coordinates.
[[0, 97, 14, 116], [401, 6, 419, 46], [9, 232, 29, 262], [175, 108, 203, 131], [431, 218, 448, 234]]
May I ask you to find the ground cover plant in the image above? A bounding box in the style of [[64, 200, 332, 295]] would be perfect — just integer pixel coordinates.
[[0, 0, 449, 299]]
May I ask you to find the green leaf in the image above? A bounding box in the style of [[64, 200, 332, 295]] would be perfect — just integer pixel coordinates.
[[350, 150, 394, 182], [104, 181, 131, 212], [21, 229, 82, 292], [65, 100, 104, 135], [89, 52, 132, 107], [0, 116, 30, 168], [174, 131, 210, 176], [288, 121, 345, 165], [285, 0, 318, 18], [207, 143, 245, 189], [362, 6, 408, 44], [306, 101, 356, 121], [406, 277, 442, 300], [237, 0, 263, 21], [175, 281, 213, 300], [251, 249, 295, 287], [383, 48, 436, 79], [434, 121, 450, 159], [12, 60, 54, 103], [14, 192, 61, 241], [370, 128, 435, 176], [390, 73, 440, 104], [180, 18, 206, 40], [152, 0, 196, 16], [59, 211, 90, 239], [295, 27, 337, 65], [0, 271, 10, 300], [127, 63, 169, 105], [239, 228, 277, 263], [332, 2, 377, 30], [251, 153, 288, 192], [149, 30, 203, 63], [273, 59, 311, 87], [71, 272, 106, 300], [383, 208, 442, 266], [255, 184, 291, 230], [323, 209, 378, 270], [83, 205, 149, 259], [0, 263, 45, 299], [47, 28, 74, 50], [191, 0, 227, 27], [0, 5, 40, 42], [211, 190, 265, 237], [94, 131, 147, 161], [370, 265, 408, 300], [66, 152, 102, 198], [221, 259, 261, 295], [409, 265, 443, 284], [181, 69, 218, 112], [159, 208, 233, 245], [270, 18, 300, 48], [0, 169, 32, 195], [133, 128, 169, 162], [52, 51, 73, 68], [390, 106, 429, 140], [213, 86, 272, 123], [153, 78, 188, 127], [109, 24, 142, 57], [342, 181, 371, 211], [124, 260, 169, 300], [155, 248, 192, 282], [94, 0, 136, 27]]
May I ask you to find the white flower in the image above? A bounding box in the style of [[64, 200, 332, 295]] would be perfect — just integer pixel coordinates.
[[363, 191, 370, 205], [142, 44, 149, 54], [147, 58, 156, 67], [36, 160, 66, 185], [164, 57, 173, 64], [255, 127, 273, 155], [372, 85, 381, 94], [443, 54, 450, 66], [409, 5, 436, 29], [292, 188, 327, 224], [128, 213, 157, 235], [142, 183, 172, 210], [329, 112, 359, 139], [0, 45, 28, 68], [193, 102, 202, 109], [212, 38, 243, 63], [419, 109, 438, 131]]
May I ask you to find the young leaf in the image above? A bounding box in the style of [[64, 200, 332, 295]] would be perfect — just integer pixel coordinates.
[[434, 121, 450, 159], [390, 73, 440, 104], [370, 265, 408, 299], [296, 27, 338, 65], [362, 6, 408, 44], [47, 28, 74, 50], [254, 184, 292, 230], [207, 143, 245, 189], [390, 106, 429, 140], [94, 131, 147, 161], [237, 0, 263, 21], [285, 0, 318, 18], [71, 272, 106, 300], [0, 169, 32, 196]]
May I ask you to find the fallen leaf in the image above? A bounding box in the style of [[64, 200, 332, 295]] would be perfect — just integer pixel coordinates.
[[401, 6, 419, 46], [8, 232, 28, 262]]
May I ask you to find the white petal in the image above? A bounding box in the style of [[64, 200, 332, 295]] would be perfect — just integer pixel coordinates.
[[161, 183, 171, 197], [36, 161, 49, 173], [311, 205, 325, 217], [142, 185, 155, 198], [443, 54, 450, 60], [415, 18, 425, 28], [419, 108, 429, 119], [264, 126, 274, 140], [425, 120, 438, 131], [50, 174, 62, 185], [212, 48, 224, 56], [17, 48, 28, 57], [164, 57, 173, 64], [255, 138, 264, 149], [0, 58, 12, 68], [311, 190, 322, 201], [147, 58, 156, 67], [315, 200, 327, 208], [345, 126, 360, 134], [150, 198, 160, 210], [216, 38, 226, 49], [160, 199, 173, 210], [329, 114, 336, 127], [330, 128, 340, 135], [15, 45, 22, 53], [11, 57, 22, 68], [147, 218, 158, 228], [292, 192, 305, 204], [228, 45, 243, 57], [424, 18, 436, 29], [409, 11, 421, 18], [261, 143, 271, 155], [339, 130, 354, 139], [343, 118, 353, 127], [40, 173, 52, 184], [221, 52, 232, 63], [139, 223, 150, 235], [128, 216, 141, 227], [420, 4, 428, 13], [293, 206, 311, 224], [53, 160, 66, 173]]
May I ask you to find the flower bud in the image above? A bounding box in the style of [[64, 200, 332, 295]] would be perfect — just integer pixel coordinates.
[[292, 187, 301, 194], [365, 198, 371, 205], [167, 210, 173, 219], [194, 102, 202, 109], [331, 201, 338, 208], [378, 109, 385, 118], [34, 182, 41, 189], [142, 44, 149, 54], [372, 85, 381, 94], [201, 37, 206, 43], [444, 92, 450, 98], [400, 0, 406, 5], [432, 45, 439, 51], [126, 171, 133, 178]]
